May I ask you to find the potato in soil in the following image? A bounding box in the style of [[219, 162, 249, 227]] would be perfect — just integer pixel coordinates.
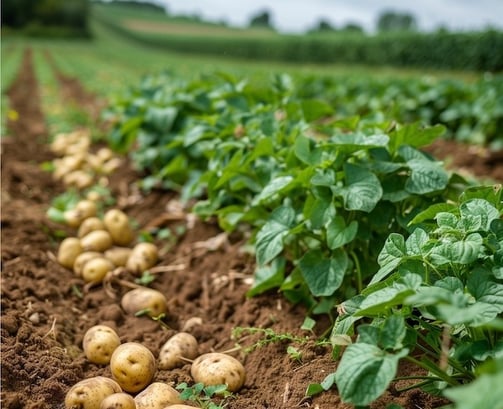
[[159, 332, 199, 370], [99, 392, 136, 409], [110, 342, 156, 393], [57, 237, 83, 269], [126, 242, 158, 273], [82, 257, 115, 283], [190, 352, 246, 392], [104, 209, 134, 246], [83, 325, 121, 365], [65, 376, 122, 409], [134, 382, 182, 409], [121, 287, 167, 317], [80, 230, 113, 252], [73, 251, 102, 276]]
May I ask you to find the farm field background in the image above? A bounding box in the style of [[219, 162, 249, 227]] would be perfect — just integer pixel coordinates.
[[1, 2, 503, 409]]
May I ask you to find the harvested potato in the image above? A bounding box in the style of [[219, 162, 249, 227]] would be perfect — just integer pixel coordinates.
[[159, 332, 199, 370], [81, 230, 113, 252], [64, 376, 122, 409], [100, 392, 136, 409], [78, 217, 106, 238], [121, 287, 167, 317], [63, 170, 94, 190], [110, 342, 156, 393], [103, 209, 134, 246], [126, 243, 158, 274], [190, 353, 245, 392], [134, 382, 182, 409], [97, 147, 114, 162], [57, 237, 83, 269], [83, 325, 121, 365], [101, 158, 122, 174], [82, 257, 115, 283], [105, 247, 132, 267], [73, 251, 102, 276], [63, 209, 86, 228], [75, 199, 98, 220]]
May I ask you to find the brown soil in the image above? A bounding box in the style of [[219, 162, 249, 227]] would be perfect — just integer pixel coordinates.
[[1, 48, 474, 409]]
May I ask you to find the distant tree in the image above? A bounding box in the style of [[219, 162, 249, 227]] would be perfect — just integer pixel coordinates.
[[377, 10, 417, 32], [249, 10, 273, 29], [317, 19, 336, 32], [342, 22, 364, 34]]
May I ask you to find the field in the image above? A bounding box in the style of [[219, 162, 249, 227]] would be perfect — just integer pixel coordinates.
[[2, 7, 503, 409]]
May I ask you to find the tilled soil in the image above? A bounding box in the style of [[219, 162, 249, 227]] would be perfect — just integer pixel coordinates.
[[1, 48, 493, 409]]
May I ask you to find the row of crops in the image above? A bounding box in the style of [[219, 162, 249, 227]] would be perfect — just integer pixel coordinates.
[[101, 70, 503, 406]]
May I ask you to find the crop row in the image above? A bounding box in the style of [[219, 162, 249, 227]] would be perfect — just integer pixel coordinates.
[[102, 71, 503, 406]]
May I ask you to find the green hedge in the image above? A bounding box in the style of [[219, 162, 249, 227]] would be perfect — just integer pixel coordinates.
[[95, 12, 503, 72]]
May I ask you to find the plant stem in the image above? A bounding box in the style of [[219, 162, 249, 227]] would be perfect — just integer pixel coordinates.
[[350, 250, 363, 294], [404, 355, 459, 386]]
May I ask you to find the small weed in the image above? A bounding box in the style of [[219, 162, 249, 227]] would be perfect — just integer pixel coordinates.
[[176, 382, 233, 409], [231, 327, 308, 353], [135, 270, 155, 286]]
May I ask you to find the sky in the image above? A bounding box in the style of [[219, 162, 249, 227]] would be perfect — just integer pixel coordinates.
[[158, 0, 503, 33]]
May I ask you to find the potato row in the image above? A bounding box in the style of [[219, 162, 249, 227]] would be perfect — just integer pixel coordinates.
[[50, 130, 122, 190], [56, 203, 159, 284], [66, 325, 246, 409]]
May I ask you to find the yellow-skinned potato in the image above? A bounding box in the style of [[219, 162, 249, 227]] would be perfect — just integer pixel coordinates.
[[64, 209, 86, 228], [190, 353, 246, 392], [57, 237, 83, 269], [121, 287, 167, 317], [78, 217, 106, 238], [81, 230, 113, 252], [159, 332, 199, 370], [105, 247, 132, 267], [75, 199, 98, 219], [126, 243, 158, 274], [83, 325, 121, 365], [73, 251, 102, 276], [101, 158, 122, 174], [134, 382, 182, 409], [82, 257, 115, 283], [63, 170, 94, 190], [103, 209, 134, 246], [100, 392, 136, 409], [64, 376, 122, 409], [110, 342, 156, 393], [97, 147, 114, 162]]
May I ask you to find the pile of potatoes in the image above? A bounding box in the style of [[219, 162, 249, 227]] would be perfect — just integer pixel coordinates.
[[50, 130, 122, 190], [65, 325, 246, 409], [56, 201, 160, 285]]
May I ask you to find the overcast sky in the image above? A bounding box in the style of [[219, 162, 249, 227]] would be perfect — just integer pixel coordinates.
[[158, 0, 503, 33]]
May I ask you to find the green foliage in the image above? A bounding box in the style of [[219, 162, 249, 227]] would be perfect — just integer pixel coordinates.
[[331, 186, 503, 406], [176, 382, 232, 409], [94, 8, 503, 72], [231, 327, 308, 353]]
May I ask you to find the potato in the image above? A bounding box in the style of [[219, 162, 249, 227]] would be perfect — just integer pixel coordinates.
[[134, 382, 182, 409], [102, 158, 122, 174], [82, 257, 115, 283], [73, 251, 102, 276], [75, 199, 98, 220], [81, 230, 113, 252], [190, 353, 245, 392], [126, 243, 158, 274], [57, 237, 83, 269], [63, 170, 94, 190], [78, 217, 106, 238], [121, 287, 167, 317], [110, 342, 156, 393], [104, 209, 134, 246], [97, 147, 114, 162], [63, 209, 86, 228], [159, 332, 199, 370], [83, 325, 121, 365], [105, 247, 132, 267], [64, 376, 122, 409], [100, 392, 136, 409]]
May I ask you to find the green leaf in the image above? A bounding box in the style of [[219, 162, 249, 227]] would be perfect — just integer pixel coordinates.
[[335, 343, 408, 406], [299, 249, 348, 297], [379, 315, 406, 350], [448, 233, 483, 264], [405, 228, 429, 256], [340, 163, 383, 212], [145, 106, 178, 132], [251, 176, 294, 206], [378, 233, 407, 268], [408, 203, 457, 225], [389, 123, 445, 153], [405, 158, 449, 194], [255, 206, 296, 266], [460, 199, 500, 230], [248, 258, 286, 297], [326, 217, 358, 250], [301, 98, 333, 122], [294, 134, 322, 165], [443, 371, 503, 409], [331, 133, 389, 153]]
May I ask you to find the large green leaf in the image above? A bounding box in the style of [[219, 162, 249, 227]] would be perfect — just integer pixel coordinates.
[[335, 343, 408, 406], [340, 163, 383, 212], [255, 206, 295, 266], [405, 158, 449, 194], [299, 249, 348, 297], [326, 216, 358, 250], [443, 372, 503, 409]]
